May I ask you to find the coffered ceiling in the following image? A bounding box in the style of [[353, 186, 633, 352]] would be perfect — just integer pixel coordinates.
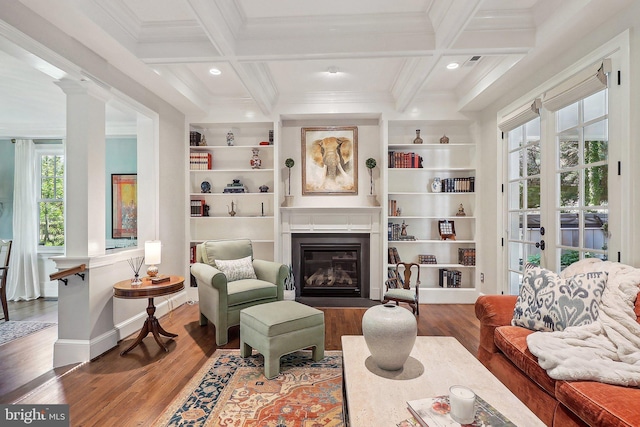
[[0, 0, 632, 137]]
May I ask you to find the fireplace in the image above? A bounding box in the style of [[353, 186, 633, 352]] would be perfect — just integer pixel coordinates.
[[292, 233, 370, 298]]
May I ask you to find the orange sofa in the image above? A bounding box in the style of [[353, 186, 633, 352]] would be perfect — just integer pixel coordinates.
[[475, 293, 640, 427]]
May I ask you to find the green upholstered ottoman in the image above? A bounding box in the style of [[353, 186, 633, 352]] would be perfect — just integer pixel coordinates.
[[240, 300, 325, 379]]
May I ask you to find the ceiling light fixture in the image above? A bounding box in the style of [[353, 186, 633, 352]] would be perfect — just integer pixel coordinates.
[[209, 68, 222, 75], [447, 62, 460, 70], [327, 66, 339, 74]]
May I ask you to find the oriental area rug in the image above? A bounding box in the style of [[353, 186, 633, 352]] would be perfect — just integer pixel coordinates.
[[153, 350, 345, 427], [0, 321, 56, 346]]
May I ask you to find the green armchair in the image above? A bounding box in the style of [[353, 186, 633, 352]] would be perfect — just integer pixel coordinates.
[[190, 239, 288, 345]]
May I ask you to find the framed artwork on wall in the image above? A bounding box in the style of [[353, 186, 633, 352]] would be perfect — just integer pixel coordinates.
[[301, 126, 358, 195], [112, 173, 137, 238]]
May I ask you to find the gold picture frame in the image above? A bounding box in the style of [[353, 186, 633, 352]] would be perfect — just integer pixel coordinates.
[[301, 126, 358, 195]]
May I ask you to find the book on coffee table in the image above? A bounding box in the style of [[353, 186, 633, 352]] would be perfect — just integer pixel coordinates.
[[150, 276, 170, 284], [406, 394, 516, 427]]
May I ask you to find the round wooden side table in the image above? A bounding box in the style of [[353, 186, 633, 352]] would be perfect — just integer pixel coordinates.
[[113, 275, 184, 356]]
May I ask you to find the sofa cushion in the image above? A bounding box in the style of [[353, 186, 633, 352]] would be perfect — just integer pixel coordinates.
[[512, 266, 607, 332], [494, 325, 557, 395], [556, 380, 640, 427], [215, 255, 257, 282], [227, 279, 277, 306]]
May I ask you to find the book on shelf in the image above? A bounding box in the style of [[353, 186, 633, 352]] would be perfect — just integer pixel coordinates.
[[458, 248, 476, 266], [189, 152, 212, 170], [438, 269, 462, 288], [388, 151, 423, 168], [388, 247, 402, 264], [406, 394, 516, 427], [190, 199, 205, 217], [440, 177, 475, 193], [189, 131, 202, 146]]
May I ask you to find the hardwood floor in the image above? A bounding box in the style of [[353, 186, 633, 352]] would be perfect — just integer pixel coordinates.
[[0, 300, 479, 426]]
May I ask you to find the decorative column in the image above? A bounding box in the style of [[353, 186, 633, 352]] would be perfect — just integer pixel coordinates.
[[55, 78, 109, 257], [52, 78, 116, 367]]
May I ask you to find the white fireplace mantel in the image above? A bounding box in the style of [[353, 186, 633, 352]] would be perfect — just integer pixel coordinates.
[[280, 206, 382, 300]]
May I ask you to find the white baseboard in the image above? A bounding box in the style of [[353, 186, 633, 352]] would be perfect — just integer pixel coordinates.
[[53, 329, 118, 368]]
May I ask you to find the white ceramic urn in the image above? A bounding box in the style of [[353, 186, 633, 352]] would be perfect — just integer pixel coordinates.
[[362, 303, 417, 371]]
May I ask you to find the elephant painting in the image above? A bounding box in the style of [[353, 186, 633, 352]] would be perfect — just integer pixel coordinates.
[[302, 126, 358, 194]]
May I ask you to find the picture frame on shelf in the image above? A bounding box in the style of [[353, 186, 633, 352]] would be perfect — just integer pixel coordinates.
[[112, 173, 137, 238], [301, 126, 357, 195], [438, 220, 456, 240]]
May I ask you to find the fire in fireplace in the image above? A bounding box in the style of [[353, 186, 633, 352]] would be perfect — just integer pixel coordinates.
[[292, 233, 370, 298]]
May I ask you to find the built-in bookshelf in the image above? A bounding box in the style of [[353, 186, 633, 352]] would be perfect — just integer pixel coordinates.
[[187, 122, 278, 263], [385, 120, 477, 303]]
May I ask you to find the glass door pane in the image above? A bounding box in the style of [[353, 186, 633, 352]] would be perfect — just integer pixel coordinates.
[[506, 117, 542, 295]]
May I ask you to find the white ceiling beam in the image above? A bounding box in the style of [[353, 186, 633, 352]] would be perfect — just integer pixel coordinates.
[[187, 0, 277, 114], [392, 56, 438, 113], [232, 62, 278, 115], [456, 55, 525, 111], [429, 0, 483, 50]]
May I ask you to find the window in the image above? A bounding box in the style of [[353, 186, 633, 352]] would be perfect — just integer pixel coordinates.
[[556, 90, 608, 265], [38, 151, 64, 246]]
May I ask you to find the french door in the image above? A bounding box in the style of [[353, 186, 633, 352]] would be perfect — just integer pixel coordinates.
[[505, 90, 609, 295]]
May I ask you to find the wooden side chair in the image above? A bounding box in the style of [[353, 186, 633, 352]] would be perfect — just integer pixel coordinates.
[[0, 240, 12, 321], [383, 262, 420, 315]]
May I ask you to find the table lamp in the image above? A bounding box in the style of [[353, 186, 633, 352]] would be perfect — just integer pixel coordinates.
[[145, 240, 161, 277]]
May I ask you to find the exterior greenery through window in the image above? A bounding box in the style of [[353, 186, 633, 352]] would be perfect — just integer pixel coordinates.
[[39, 154, 64, 246]]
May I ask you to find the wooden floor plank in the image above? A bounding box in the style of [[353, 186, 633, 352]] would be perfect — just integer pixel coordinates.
[[0, 299, 480, 425]]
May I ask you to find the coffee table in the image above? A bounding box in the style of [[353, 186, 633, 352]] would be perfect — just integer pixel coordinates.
[[341, 335, 544, 426], [113, 276, 184, 355]]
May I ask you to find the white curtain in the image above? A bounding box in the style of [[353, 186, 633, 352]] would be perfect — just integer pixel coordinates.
[[7, 139, 40, 301]]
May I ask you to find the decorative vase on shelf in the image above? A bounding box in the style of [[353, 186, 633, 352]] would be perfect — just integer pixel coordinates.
[[413, 129, 423, 144], [362, 303, 417, 371], [431, 177, 442, 193], [250, 148, 262, 169], [440, 134, 449, 144]]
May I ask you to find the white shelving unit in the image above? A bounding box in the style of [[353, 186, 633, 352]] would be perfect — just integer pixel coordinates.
[[188, 122, 278, 262], [385, 120, 478, 303]]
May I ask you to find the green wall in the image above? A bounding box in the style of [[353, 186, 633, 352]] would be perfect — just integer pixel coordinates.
[[0, 139, 15, 239], [105, 137, 137, 243], [0, 137, 137, 243]]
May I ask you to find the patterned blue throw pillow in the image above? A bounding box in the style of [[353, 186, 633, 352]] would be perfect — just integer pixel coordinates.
[[511, 266, 607, 332]]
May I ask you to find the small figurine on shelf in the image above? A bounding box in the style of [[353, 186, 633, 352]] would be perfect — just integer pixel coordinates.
[[226, 131, 234, 146], [203, 204, 210, 217], [440, 134, 450, 144], [401, 221, 408, 236], [456, 203, 466, 216], [199, 134, 207, 146], [269, 130, 274, 144], [259, 184, 269, 193], [250, 148, 262, 169]]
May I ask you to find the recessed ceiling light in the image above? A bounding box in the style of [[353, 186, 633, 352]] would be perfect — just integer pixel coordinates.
[[327, 66, 339, 74], [447, 62, 460, 70], [209, 68, 222, 75]]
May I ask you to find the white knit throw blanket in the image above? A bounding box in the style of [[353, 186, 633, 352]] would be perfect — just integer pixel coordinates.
[[526, 259, 640, 386]]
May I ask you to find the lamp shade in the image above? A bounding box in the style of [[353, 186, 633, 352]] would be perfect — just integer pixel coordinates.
[[145, 240, 162, 265]]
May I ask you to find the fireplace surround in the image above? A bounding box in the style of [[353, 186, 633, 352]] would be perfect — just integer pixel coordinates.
[[292, 233, 370, 298], [280, 206, 382, 301]]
